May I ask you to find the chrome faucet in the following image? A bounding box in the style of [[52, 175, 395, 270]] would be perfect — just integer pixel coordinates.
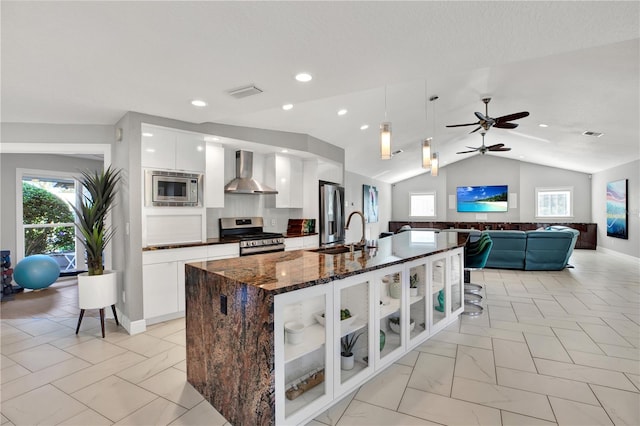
[[345, 210, 366, 247]]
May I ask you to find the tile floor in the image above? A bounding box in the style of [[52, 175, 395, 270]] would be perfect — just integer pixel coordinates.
[[1, 249, 639, 425]]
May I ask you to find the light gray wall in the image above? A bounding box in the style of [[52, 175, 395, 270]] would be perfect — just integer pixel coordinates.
[[592, 159, 639, 258], [344, 171, 392, 242], [0, 153, 103, 261], [392, 155, 592, 223]]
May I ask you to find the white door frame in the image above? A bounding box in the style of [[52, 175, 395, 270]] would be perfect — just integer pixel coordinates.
[[1, 143, 112, 265]]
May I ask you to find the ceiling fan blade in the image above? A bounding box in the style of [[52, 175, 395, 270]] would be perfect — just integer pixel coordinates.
[[456, 149, 478, 154], [474, 111, 487, 121], [495, 111, 529, 123], [494, 122, 519, 129], [486, 143, 505, 149], [489, 147, 512, 152], [465, 146, 479, 149], [446, 122, 478, 127], [469, 126, 482, 134]]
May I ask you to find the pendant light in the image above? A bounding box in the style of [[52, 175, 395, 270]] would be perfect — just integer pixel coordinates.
[[380, 86, 391, 160], [430, 95, 440, 176], [422, 138, 432, 169]]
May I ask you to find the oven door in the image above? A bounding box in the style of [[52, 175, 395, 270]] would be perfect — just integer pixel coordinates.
[[240, 243, 286, 256]]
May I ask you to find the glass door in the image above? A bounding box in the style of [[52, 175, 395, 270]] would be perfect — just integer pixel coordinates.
[[408, 262, 428, 346], [275, 285, 332, 424], [430, 254, 447, 333], [378, 267, 404, 365], [334, 276, 373, 393], [449, 249, 464, 316]]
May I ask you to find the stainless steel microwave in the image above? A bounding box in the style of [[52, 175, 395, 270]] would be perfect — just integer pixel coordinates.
[[144, 170, 203, 207]]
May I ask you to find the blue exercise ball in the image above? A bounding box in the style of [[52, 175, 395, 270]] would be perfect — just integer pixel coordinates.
[[14, 255, 60, 290]]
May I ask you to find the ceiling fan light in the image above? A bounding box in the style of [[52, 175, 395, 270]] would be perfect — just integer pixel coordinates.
[[380, 122, 392, 160], [431, 152, 439, 176], [422, 138, 432, 169]]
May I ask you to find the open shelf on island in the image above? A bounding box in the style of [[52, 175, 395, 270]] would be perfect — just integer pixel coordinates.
[[379, 299, 400, 318], [409, 295, 424, 305], [284, 324, 325, 363]]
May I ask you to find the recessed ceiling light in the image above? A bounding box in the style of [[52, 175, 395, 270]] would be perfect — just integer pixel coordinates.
[[360, 124, 369, 130], [142, 132, 153, 137], [337, 109, 348, 116], [204, 136, 220, 142], [295, 73, 312, 82], [191, 99, 207, 107], [145, 148, 156, 153], [538, 123, 549, 128], [282, 104, 293, 111], [281, 149, 288, 153], [197, 146, 204, 152]]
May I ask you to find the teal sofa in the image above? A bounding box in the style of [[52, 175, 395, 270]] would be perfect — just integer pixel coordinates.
[[472, 227, 579, 270]]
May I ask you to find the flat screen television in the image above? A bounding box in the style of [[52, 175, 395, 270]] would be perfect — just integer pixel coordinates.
[[457, 185, 508, 212]]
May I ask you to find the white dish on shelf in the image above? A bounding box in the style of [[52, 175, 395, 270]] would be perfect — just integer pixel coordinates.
[[314, 311, 358, 328], [389, 317, 415, 334], [284, 321, 305, 345]]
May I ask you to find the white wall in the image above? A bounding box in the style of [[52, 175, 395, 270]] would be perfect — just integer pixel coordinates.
[[591, 159, 639, 258], [344, 171, 392, 242], [392, 155, 592, 224]]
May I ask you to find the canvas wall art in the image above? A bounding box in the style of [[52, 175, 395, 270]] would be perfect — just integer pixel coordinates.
[[363, 184, 378, 223], [606, 179, 628, 239]]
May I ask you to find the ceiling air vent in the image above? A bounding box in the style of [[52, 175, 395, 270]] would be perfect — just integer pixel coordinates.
[[582, 131, 604, 137], [227, 85, 263, 99]]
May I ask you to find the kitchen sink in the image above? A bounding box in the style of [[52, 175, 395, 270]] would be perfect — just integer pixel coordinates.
[[308, 245, 363, 255]]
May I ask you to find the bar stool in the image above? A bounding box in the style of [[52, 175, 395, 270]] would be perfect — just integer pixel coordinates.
[[462, 236, 492, 316]]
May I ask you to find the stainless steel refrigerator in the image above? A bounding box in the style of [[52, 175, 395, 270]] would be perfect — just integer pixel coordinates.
[[319, 180, 345, 246]]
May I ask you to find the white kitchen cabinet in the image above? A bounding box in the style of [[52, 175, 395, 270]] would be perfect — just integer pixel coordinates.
[[265, 154, 303, 208], [285, 235, 319, 251], [143, 244, 237, 323], [273, 248, 464, 424], [205, 142, 224, 208], [141, 124, 205, 173]]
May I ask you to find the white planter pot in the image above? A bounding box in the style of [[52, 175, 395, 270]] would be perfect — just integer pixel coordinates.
[[77, 270, 117, 309], [410, 287, 418, 297], [341, 354, 355, 370]]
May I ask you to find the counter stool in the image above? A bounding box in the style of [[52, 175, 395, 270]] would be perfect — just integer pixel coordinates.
[[462, 236, 492, 316]]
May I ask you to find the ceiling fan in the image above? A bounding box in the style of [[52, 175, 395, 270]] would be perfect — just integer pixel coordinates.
[[447, 97, 529, 134], [456, 131, 512, 155]]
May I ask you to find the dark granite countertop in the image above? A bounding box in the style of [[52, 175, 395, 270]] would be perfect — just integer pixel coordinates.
[[143, 233, 318, 251], [187, 230, 466, 294]]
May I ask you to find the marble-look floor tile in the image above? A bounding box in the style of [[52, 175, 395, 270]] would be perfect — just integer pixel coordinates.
[[501, 411, 558, 425], [57, 408, 113, 425], [0, 363, 30, 384], [169, 400, 228, 426], [552, 328, 604, 354], [625, 373, 640, 392], [548, 396, 612, 425], [398, 388, 501, 425], [579, 322, 634, 347], [414, 339, 457, 358], [1, 384, 87, 425], [407, 352, 454, 396], [138, 367, 203, 409], [602, 317, 640, 339], [511, 302, 544, 319], [336, 399, 439, 425], [451, 377, 555, 421], [430, 330, 492, 350], [568, 350, 640, 374], [355, 364, 412, 410], [395, 350, 419, 367], [487, 305, 518, 322], [116, 345, 185, 384], [113, 396, 188, 426], [590, 384, 640, 426], [454, 345, 496, 384], [598, 343, 640, 360], [524, 333, 572, 362], [71, 375, 157, 422], [490, 320, 554, 336], [534, 358, 637, 392], [64, 338, 128, 364], [6, 343, 74, 371], [314, 389, 356, 426], [460, 324, 525, 342], [496, 367, 599, 405], [493, 338, 536, 372], [113, 333, 179, 357]]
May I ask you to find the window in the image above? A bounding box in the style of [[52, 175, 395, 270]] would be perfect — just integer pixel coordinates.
[[535, 187, 573, 218], [410, 192, 436, 218]]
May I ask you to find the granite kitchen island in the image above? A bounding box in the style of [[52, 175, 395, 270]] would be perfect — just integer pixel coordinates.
[[185, 230, 466, 426]]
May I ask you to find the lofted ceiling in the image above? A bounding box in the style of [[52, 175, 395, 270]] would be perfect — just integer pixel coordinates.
[[2, 1, 638, 183]]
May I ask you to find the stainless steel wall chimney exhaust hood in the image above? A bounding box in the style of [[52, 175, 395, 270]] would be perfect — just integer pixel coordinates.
[[224, 150, 278, 194]]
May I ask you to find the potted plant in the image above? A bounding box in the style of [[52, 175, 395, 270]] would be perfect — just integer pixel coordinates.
[[409, 273, 419, 297], [73, 166, 122, 337], [340, 331, 363, 370]]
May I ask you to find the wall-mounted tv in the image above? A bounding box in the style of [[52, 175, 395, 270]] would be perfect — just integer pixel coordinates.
[[457, 185, 508, 212]]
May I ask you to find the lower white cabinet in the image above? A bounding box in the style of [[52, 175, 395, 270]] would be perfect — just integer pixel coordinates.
[[143, 244, 238, 323], [274, 247, 463, 424], [285, 235, 319, 251]]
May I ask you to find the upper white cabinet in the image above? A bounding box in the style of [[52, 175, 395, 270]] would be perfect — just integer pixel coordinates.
[[141, 124, 205, 173], [205, 142, 224, 208], [265, 154, 303, 208]]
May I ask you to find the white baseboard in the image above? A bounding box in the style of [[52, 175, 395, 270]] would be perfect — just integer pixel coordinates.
[[597, 246, 640, 261], [116, 309, 147, 335]]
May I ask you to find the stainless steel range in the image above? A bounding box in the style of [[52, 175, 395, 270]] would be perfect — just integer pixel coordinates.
[[219, 217, 285, 256]]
